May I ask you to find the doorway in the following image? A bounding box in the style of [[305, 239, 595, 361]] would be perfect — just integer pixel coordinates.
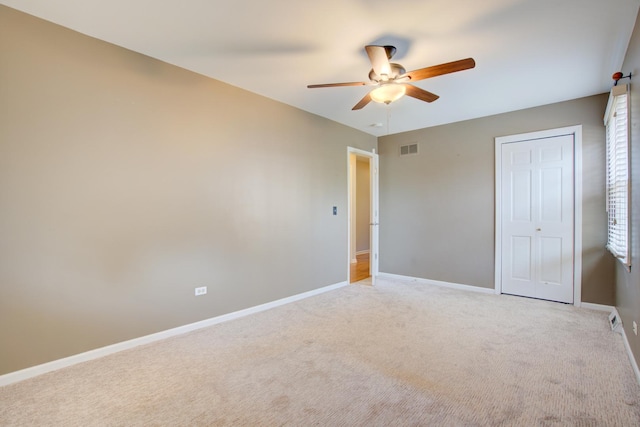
[[495, 126, 583, 304], [348, 148, 379, 284]]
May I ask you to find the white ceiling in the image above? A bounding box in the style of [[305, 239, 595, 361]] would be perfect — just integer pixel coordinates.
[[2, 0, 639, 136]]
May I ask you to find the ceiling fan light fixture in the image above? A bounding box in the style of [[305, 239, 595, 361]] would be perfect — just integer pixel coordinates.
[[370, 83, 406, 104], [307, 45, 475, 110]]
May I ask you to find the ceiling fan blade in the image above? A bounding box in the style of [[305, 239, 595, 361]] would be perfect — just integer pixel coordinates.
[[403, 58, 476, 82], [365, 45, 393, 77], [307, 81, 368, 88], [352, 93, 372, 110], [404, 85, 440, 103]]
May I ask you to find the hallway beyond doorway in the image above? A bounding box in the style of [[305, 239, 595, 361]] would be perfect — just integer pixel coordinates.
[[350, 253, 370, 283]]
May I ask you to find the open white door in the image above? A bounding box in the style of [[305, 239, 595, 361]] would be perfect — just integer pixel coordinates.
[[369, 151, 379, 285], [347, 147, 379, 285]]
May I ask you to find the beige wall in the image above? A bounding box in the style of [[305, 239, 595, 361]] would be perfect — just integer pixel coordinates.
[[0, 6, 376, 375], [616, 9, 640, 369], [378, 94, 613, 304]]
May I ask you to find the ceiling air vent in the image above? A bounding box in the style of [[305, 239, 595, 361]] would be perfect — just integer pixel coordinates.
[[400, 143, 418, 156]]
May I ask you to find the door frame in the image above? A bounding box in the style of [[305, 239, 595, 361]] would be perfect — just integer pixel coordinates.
[[494, 125, 583, 305], [347, 147, 379, 284]]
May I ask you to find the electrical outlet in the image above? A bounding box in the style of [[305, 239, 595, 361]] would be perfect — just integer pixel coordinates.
[[195, 286, 207, 296], [634, 321, 638, 336]]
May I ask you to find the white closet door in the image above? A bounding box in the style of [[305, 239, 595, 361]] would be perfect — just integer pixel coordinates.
[[501, 135, 574, 303]]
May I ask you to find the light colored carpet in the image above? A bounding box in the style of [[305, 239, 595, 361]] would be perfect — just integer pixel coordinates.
[[1, 278, 639, 426]]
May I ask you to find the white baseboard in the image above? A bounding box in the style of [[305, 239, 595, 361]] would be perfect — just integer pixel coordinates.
[[579, 302, 615, 312], [615, 309, 640, 386], [355, 250, 370, 256], [377, 272, 495, 295], [0, 280, 348, 387]]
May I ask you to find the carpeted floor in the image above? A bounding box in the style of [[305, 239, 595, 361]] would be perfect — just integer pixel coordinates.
[[1, 278, 639, 426]]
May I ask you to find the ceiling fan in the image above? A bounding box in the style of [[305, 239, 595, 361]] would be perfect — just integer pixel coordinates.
[[307, 45, 476, 110]]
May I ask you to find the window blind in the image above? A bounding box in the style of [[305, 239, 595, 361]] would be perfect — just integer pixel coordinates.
[[604, 84, 630, 267]]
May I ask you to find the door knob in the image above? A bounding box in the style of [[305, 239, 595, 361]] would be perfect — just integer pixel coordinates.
[[536, 228, 541, 231]]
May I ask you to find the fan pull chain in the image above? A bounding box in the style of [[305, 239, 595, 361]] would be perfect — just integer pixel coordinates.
[[386, 103, 391, 136]]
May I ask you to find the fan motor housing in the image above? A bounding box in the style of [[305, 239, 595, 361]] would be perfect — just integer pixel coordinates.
[[369, 63, 406, 82]]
